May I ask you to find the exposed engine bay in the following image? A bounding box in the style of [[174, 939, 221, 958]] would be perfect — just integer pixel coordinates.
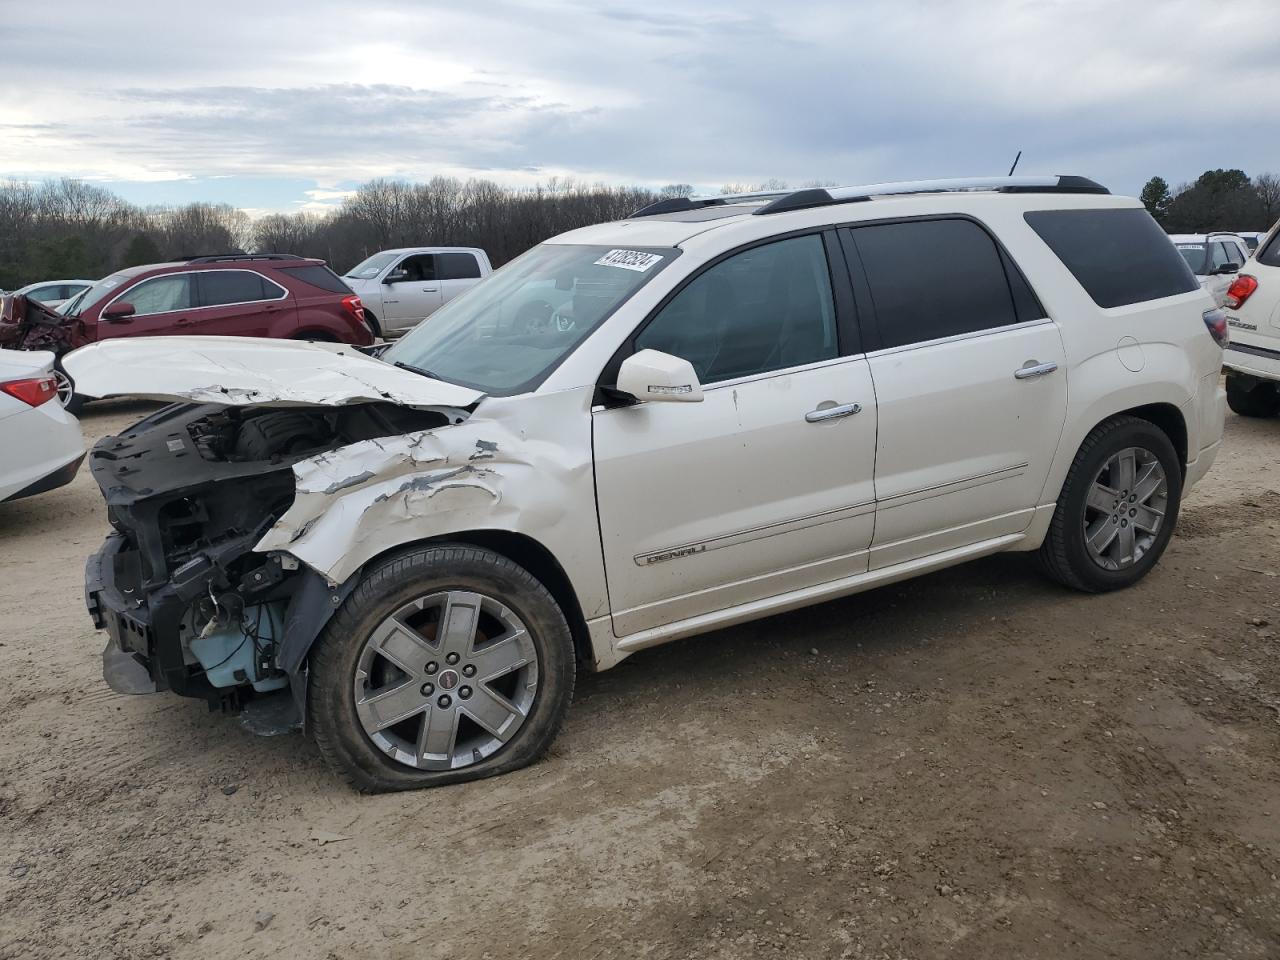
[[85, 401, 461, 714]]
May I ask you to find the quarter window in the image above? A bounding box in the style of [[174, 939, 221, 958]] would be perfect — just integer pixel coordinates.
[[1024, 208, 1199, 307], [1210, 242, 1233, 271], [437, 252, 482, 280], [849, 218, 1022, 349], [120, 275, 194, 316], [197, 270, 279, 307], [635, 234, 838, 384]]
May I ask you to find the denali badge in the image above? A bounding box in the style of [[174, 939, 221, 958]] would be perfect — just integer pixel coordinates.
[[636, 544, 707, 566]]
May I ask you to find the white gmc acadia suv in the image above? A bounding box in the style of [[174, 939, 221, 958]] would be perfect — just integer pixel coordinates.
[[1221, 223, 1280, 417], [66, 175, 1228, 791]]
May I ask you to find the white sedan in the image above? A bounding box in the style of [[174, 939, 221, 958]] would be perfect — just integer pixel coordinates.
[[9, 279, 95, 310], [0, 349, 85, 503]]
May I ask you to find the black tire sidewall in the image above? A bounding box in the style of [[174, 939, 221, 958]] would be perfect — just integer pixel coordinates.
[[1057, 421, 1183, 591], [308, 545, 575, 792], [1226, 374, 1280, 418]]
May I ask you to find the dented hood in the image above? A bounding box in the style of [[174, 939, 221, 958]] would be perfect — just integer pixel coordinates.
[[61, 336, 485, 409]]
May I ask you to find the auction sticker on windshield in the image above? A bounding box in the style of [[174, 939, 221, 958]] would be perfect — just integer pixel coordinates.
[[594, 249, 664, 272]]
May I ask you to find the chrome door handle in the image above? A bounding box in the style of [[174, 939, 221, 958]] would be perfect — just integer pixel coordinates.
[[805, 402, 861, 423], [422, 286, 438, 292], [1014, 361, 1058, 380]]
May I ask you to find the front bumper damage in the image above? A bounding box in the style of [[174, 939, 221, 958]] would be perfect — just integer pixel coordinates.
[[81, 400, 455, 727]]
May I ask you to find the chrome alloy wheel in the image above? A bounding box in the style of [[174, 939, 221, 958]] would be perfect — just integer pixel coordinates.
[[1083, 446, 1168, 571], [53, 369, 74, 407], [353, 591, 538, 771]]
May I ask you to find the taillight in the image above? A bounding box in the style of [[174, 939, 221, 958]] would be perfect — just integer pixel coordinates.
[[1202, 308, 1230, 348], [341, 294, 366, 324], [1224, 274, 1258, 310], [1, 375, 58, 407]]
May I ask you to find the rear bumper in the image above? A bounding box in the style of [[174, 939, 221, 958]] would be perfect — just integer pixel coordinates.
[[1224, 341, 1280, 382], [2, 450, 84, 503]]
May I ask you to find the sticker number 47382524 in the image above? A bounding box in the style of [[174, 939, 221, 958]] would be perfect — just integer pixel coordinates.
[[594, 249, 664, 272]]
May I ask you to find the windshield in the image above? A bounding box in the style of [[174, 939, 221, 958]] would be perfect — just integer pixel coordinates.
[[58, 272, 130, 316], [1175, 243, 1208, 275], [345, 252, 399, 280], [382, 243, 677, 395]]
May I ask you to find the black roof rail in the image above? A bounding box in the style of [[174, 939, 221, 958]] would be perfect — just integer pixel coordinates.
[[753, 175, 1110, 216], [182, 253, 306, 264], [629, 190, 793, 218]]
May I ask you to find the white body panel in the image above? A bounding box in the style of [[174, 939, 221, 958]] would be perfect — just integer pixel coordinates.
[[593, 357, 877, 635], [61, 336, 483, 409], [0, 349, 84, 502], [866, 320, 1068, 567], [1223, 229, 1280, 383]]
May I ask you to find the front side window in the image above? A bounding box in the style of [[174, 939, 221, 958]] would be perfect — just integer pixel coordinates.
[[119, 274, 194, 316], [197, 270, 278, 307], [391, 254, 436, 282], [1210, 242, 1233, 271], [635, 234, 837, 384], [850, 218, 1019, 349], [27, 284, 64, 303], [382, 243, 676, 395]]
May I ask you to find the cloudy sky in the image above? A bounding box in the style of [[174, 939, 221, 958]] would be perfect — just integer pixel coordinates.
[[4, 0, 1278, 214]]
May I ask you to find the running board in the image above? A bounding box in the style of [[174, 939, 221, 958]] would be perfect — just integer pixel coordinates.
[[613, 533, 1026, 654]]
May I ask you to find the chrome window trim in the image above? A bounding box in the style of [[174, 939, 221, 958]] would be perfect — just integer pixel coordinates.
[[862, 316, 1054, 360], [100, 268, 289, 318]]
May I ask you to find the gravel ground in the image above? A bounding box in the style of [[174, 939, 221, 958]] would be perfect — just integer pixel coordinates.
[[1, 399, 1279, 960]]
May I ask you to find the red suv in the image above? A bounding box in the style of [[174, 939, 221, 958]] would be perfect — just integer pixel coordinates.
[[0, 254, 374, 410]]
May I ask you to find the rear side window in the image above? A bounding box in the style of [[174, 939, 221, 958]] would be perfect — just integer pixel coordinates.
[[848, 218, 1026, 349], [1024, 208, 1198, 308], [437, 252, 482, 280], [197, 270, 280, 307], [279, 264, 352, 294]]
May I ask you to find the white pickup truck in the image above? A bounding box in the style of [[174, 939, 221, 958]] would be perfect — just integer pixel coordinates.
[[342, 247, 492, 337]]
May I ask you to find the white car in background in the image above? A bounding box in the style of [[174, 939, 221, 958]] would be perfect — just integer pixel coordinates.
[[1169, 233, 1250, 305], [342, 247, 492, 337], [1221, 225, 1280, 417], [0, 349, 84, 503], [11, 279, 95, 309]]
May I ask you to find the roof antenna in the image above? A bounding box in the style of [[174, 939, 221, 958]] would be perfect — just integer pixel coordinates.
[[1008, 150, 1022, 176]]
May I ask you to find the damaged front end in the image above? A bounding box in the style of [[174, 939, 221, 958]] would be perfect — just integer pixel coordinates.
[[85, 400, 465, 721], [0, 294, 77, 352]]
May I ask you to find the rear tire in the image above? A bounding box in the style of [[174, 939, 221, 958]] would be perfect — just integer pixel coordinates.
[[363, 310, 383, 339], [308, 544, 575, 792], [1226, 373, 1280, 418], [1036, 416, 1182, 593]]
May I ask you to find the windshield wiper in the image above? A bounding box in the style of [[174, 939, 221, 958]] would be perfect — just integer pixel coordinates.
[[393, 360, 441, 381]]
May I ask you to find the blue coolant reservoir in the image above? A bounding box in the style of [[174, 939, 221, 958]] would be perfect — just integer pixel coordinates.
[[190, 602, 289, 693]]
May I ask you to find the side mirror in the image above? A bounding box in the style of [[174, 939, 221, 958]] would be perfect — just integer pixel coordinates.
[[384, 270, 408, 284], [616, 349, 704, 403], [1218, 263, 1241, 275], [101, 302, 135, 321]]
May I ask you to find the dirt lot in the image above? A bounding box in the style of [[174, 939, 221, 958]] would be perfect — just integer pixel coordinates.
[[1, 400, 1279, 960]]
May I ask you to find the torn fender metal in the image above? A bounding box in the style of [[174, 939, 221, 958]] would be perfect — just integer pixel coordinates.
[[61, 336, 484, 409], [254, 388, 614, 632]]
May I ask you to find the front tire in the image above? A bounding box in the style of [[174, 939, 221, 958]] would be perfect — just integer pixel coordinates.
[[1037, 416, 1182, 593], [1226, 373, 1280, 418], [308, 544, 575, 792], [53, 365, 86, 415]]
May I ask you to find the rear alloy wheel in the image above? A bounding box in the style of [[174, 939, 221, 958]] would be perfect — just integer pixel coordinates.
[[1037, 416, 1182, 592], [1226, 373, 1280, 418], [309, 544, 575, 791]]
